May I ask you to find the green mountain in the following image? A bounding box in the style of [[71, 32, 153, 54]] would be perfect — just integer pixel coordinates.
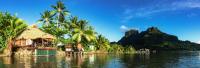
[[118, 27, 200, 50]]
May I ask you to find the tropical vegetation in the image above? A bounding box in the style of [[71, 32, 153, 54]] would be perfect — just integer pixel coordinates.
[[38, 1, 137, 53], [95, 35, 110, 51], [0, 1, 115, 54], [0, 12, 27, 55]]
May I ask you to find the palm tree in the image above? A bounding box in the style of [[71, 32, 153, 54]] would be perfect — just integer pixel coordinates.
[[38, 10, 54, 26], [40, 1, 70, 46], [95, 35, 110, 51], [51, 1, 69, 28], [70, 17, 96, 51], [0, 12, 27, 56], [69, 16, 79, 29], [72, 20, 96, 42], [67, 16, 81, 39], [0, 12, 27, 42]]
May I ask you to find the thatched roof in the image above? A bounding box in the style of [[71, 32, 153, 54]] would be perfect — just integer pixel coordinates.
[[16, 26, 55, 40]]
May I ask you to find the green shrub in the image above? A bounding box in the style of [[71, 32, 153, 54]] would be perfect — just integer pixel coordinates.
[[109, 44, 124, 53], [124, 46, 136, 53]]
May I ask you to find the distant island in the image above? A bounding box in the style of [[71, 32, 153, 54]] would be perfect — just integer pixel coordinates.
[[117, 27, 200, 51]]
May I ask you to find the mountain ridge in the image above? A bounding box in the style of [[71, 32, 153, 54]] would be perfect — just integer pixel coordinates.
[[118, 27, 200, 50]]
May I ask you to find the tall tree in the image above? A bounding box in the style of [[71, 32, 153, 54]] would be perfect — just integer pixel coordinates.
[[40, 1, 70, 45], [70, 17, 96, 48], [51, 1, 69, 28], [38, 10, 54, 26], [0, 12, 27, 55], [95, 35, 110, 51]]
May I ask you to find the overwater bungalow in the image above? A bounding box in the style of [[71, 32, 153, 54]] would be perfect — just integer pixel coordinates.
[[64, 43, 84, 56], [13, 25, 56, 56], [65, 43, 73, 52]]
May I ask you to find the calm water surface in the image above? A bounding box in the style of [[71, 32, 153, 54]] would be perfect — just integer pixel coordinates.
[[0, 51, 200, 68]]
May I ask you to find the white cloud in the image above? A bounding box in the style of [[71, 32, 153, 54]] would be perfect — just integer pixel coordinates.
[[121, 15, 134, 23], [120, 25, 129, 32], [120, 25, 139, 32], [120, 0, 200, 22], [121, 8, 134, 23], [173, 1, 200, 8], [196, 41, 200, 44]]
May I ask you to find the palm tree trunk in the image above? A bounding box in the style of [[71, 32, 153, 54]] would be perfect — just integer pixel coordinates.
[[57, 13, 60, 28], [77, 43, 82, 52], [3, 38, 12, 56], [46, 21, 49, 26]]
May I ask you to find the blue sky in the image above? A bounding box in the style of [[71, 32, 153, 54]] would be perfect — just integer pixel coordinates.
[[0, 0, 200, 43]]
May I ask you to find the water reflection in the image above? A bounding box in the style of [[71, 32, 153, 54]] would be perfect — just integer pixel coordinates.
[[0, 51, 200, 68]]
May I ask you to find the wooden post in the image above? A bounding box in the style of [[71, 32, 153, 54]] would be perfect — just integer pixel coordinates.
[[20, 39, 22, 46], [42, 38, 43, 46]]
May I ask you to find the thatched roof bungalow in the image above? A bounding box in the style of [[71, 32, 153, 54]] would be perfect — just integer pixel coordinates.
[[14, 25, 55, 47]]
